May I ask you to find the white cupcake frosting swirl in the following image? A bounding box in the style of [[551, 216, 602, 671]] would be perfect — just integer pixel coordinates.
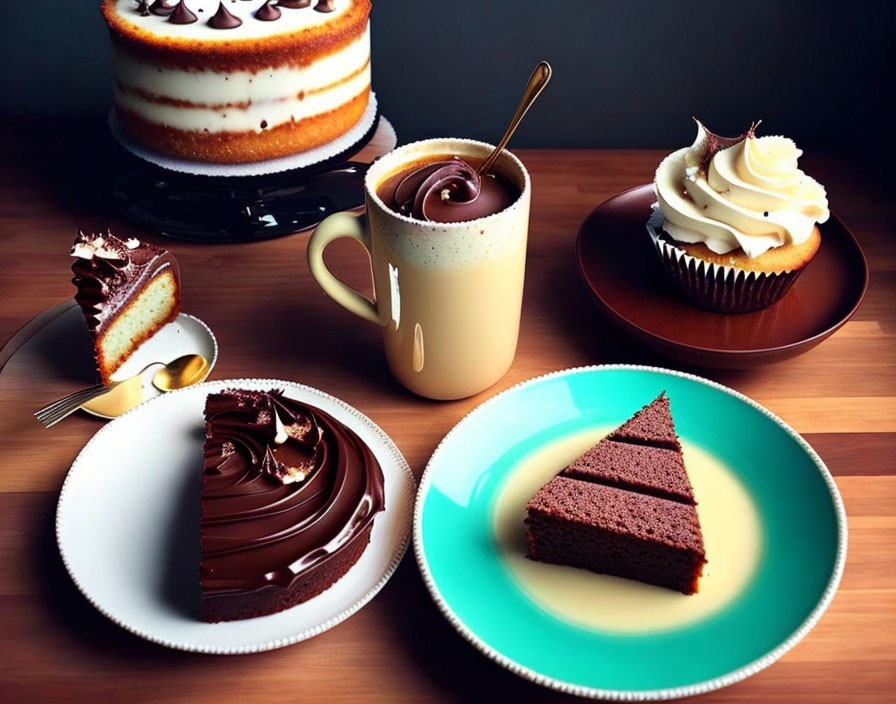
[[654, 123, 829, 258]]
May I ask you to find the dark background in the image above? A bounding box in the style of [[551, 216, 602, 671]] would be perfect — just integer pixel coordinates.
[[0, 1, 890, 159]]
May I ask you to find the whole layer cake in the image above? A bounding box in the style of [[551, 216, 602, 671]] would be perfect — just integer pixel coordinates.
[[201, 389, 385, 622], [526, 393, 707, 594], [71, 230, 180, 385], [102, 0, 372, 163]]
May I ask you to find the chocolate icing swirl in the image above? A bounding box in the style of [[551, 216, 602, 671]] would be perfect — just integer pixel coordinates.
[[389, 156, 518, 223], [314, 0, 336, 12], [70, 230, 179, 340], [208, 1, 242, 29], [278, 0, 312, 7], [200, 389, 385, 594], [394, 157, 481, 221]]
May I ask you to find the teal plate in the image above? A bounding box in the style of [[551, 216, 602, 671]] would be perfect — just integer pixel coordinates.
[[413, 366, 846, 699]]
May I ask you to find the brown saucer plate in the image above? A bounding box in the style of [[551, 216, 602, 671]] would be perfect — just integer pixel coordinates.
[[576, 184, 868, 368]]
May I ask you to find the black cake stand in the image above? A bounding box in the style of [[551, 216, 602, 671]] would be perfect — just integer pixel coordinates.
[[110, 101, 396, 243]]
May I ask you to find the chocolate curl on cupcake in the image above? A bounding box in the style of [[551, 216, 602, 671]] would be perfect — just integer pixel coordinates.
[[689, 119, 762, 174]]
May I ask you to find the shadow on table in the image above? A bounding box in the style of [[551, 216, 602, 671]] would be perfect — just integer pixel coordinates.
[[29, 307, 98, 387], [158, 428, 204, 621], [543, 257, 764, 386], [543, 256, 660, 367], [246, 296, 414, 402], [378, 557, 580, 702]]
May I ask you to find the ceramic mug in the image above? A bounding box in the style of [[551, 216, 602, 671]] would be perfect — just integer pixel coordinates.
[[307, 138, 531, 400]]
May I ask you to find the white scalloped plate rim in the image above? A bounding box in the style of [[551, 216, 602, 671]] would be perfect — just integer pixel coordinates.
[[413, 364, 847, 700], [56, 377, 416, 654]]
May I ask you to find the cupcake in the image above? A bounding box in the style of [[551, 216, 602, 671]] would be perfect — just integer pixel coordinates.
[[647, 120, 829, 313]]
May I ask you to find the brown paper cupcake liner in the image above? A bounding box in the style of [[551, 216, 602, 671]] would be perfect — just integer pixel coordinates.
[[646, 209, 804, 314]]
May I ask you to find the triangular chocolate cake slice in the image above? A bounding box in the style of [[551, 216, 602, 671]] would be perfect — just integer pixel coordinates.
[[525, 393, 706, 594], [527, 477, 706, 593]]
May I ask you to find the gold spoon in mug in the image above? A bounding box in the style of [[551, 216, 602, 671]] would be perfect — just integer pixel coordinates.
[[478, 61, 552, 176], [35, 353, 210, 427]]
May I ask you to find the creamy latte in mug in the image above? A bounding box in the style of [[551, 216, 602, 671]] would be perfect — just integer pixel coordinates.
[[307, 138, 531, 400]]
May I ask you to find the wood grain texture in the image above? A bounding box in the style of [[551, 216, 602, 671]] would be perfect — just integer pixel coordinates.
[[0, 117, 894, 702]]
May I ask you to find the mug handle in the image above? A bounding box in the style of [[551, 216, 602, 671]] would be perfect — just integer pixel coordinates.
[[307, 212, 384, 326]]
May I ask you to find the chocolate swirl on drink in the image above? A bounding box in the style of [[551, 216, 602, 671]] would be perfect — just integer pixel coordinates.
[[200, 389, 385, 601], [390, 156, 518, 223]]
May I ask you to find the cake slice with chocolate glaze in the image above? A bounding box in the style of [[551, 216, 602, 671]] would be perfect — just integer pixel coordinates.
[[525, 393, 706, 594], [71, 231, 180, 385], [200, 389, 385, 622]]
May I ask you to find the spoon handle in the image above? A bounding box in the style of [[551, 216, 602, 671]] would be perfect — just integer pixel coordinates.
[[479, 61, 552, 175]]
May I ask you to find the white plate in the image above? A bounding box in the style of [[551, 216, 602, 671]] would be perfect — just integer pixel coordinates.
[[56, 378, 416, 653], [85, 312, 219, 419]]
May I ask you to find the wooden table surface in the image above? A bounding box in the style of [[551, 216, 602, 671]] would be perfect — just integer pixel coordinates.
[[0, 118, 893, 703]]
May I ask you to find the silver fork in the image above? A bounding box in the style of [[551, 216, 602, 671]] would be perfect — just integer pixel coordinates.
[[34, 383, 117, 428]]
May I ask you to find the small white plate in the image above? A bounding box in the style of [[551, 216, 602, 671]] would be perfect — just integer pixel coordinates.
[[56, 378, 415, 653], [84, 312, 219, 419]]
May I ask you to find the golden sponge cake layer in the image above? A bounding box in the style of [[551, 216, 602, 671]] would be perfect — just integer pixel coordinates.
[[97, 270, 180, 382]]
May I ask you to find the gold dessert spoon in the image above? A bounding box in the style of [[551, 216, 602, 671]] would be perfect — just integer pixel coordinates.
[[35, 353, 209, 428], [151, 353, 210, 392], [478, 61, 552, 176]]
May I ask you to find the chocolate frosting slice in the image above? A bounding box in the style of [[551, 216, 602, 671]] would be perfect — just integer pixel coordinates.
[[70, 230, 180, 341], [200, 389, 385, 594]]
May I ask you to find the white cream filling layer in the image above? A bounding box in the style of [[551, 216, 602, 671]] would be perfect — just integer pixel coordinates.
[[112, 25, 370, 133], [113, 25, 369, 104], [114, 63, 370, 132]]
